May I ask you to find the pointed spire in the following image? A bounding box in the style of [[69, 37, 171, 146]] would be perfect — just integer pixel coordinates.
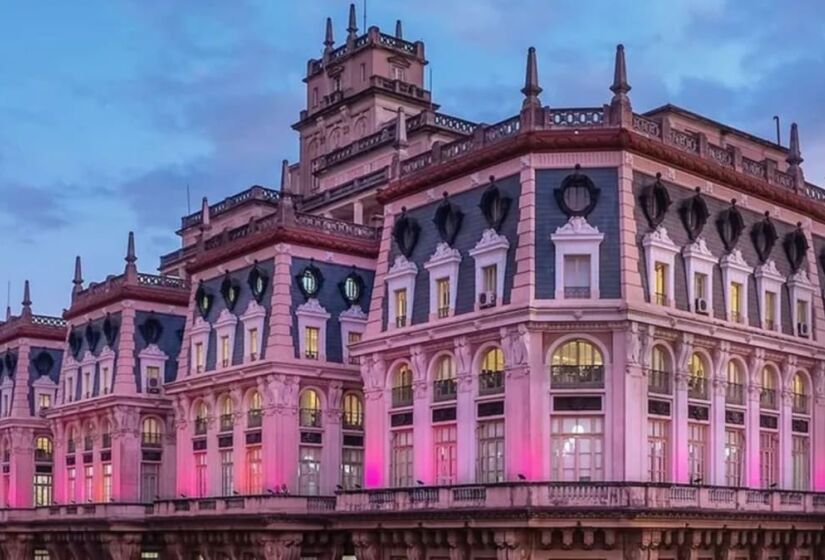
[[323, 17, 334, 53], [200, 196, 211, 229], [395, 107, 408, 148], [280, 159, 292, 194], [124, 231, 138, 280], [347, 3, 358, 40], [72, 256, 83, 295], [21, 280, 31, 318], [610, 44, 631, 98], [4, 305, 9, 321], [521, 47, 542, 110], [788, 122, 803, 166], [395, 19, 403, 39]]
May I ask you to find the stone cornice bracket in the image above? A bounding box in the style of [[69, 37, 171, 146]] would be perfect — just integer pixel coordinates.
[[410, 345, 427, 382], [675, 332, 694, 373], [454, 336, 471, 375]]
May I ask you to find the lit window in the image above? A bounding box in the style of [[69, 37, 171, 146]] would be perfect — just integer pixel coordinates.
[[194, 453, 207, 497], [220, 335, 231, 367], [219, 397, 234, 432], [146, 366, 161, 394], [194, 342, 204, 373], [688, 423, 707, 484], [298, 446, 322, 495], [248, 328, 259, 360], [654, 262, 668, 305], [304, 327, 319, 360], [551, 416, 603, 482], [477, 420, 505, 483], [764, 291, 777, 330], [299, 390, 322, 428], [792, 435, 810, 491], [563, 254, 591, 299], [648, 419, 669, 482], [101, 367, 110, 394], [791, 373, 808, 414], [347, 331, 362, 365], [649, 346, 671, 395], [84, 465, 94, 502], [760, 367, 778, 410], [341, 447, 364, 490], [246, 447, 262, 494], [392, 365, 413, 407], [102, 463, 113, 502], [760, 431, 778, 488], [687, 353, 708, 400], [434, 425, 457, 485], [730, 282, 743, 323], [220, 450, 233, 496], [550, 339, 604, 388], [394, 289, 408, 327], [724, 429, 744, 487], [390, 430, 414, 487], [796, 300, 810, 336], [248, 391, 263, 428], [725, 361, 745, 405], [436, 278, 450, 318], [83, 370, 91, 398], [433, 355, 457, 401], [67, 467, 77, 502], [141, 418, 162, 447], [479, 347, 505, 395], [343, 393, 363, 429], [194, 402, 209, 435]]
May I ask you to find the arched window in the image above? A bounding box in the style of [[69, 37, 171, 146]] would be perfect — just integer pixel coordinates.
[[687, 353, 708, 400], [760, 367, 778, 410], [649, 346, 672, 395], [550, 339, 604, 388], [725, 361, 745, 405], [299, 389, 322, 428], [33, 436, 53, 507], [195, 402, 209, 436], [479, 347, 505, 395], [433, 355, 457, 402], [101, 420, 112, 449], [248, 391, 263, 428], [219, 395, 234, 433], [142, 417, 162, 448], [391, 364, 413, 408], [791, 373, 809, 414], [67, 426, 77, 454], [343, 393, 363, 429]]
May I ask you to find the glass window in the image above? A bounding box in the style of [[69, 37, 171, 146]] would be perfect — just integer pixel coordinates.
[[34, 436, 53, 463], [141, 417, 162, 447], [341, 447, 364, 490], [301, 269, 319, 296], [67, 467, 77, 503], [33, 473, 53, 507], [347, 331, 362, 365], [101, 367, 110, 394], [140, 463, 159, 503], [792, 435, 810, 491], [248, 328, 259, 360], [84, 465, 94, 502], [654, 262, 668, 305], [102, 463, 113, 502], [83, 370, 91, 398], [760, 367, 778, 410], [247, 447, 262, 494], [298, 446, 321, 495], [725, 361, 745, 405], [248, 391, 263, 428], [550, 339, 604, 388], [305, 326, 320, 359], [390, 430, 414, 487], [434, 355, 457, 401], [194, 453, 207, 498], [343, 393, 363, 429], [687, 353, 708, 400], [694, 272, 707, 300], [344, 276, 361, 302], [688, 423, 707, 484], [220, 450, 233, 496], [392, 364, 413, 407], [724, 429, 744, 487], [220, 335, 230, 367], [146, 366, 161, 393], [551, 416, 604, 482], [482, 264, 497, 293], [194, 342, 204, 373], [479, 347, 505, 395], [195, 402, 209, 435], [797, 299, 809, 325], [477, 420, 505, 483], [649, 346, 671, 395], [730, 282, 743, 323], [792, 373, 809, 414], [433, 425, 457, 485], [648, 419, 669, 482], [759, 431, 778, 488], [299, 390, 322, 428], [38, 393, 51, 411], [436, 278, 450, 318], [563, 255, 591, 298], [220, 396, 233, 432], [764, 291, 777, 329], [394, 289, 407, 327]]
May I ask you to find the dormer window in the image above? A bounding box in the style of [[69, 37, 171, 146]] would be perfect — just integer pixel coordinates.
[[694, 273, 707, 305], [248, 328, 259, 361], [101, 367, 110, 395], [720, 249, 751, 324], [395, 289, 408, 327], [220, 335, 231, 368], [653, 262, 668, 305], [305, 327, 320, 360], [38, 393, 51, 411], [796, 300, 810, 337], [563, 255, 591, 299], [83, 370, 92, 399], [730, 282, 743, 323], [764, 292, 777, 330], [194, 342, 204, 373], [552, 216, 603, 300], [436, 278, 450, 318], [146, 366, 161, 394], [65, 376, 75, 403]]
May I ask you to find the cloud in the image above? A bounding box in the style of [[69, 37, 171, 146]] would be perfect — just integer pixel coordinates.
[[0, 183, 71, 233]]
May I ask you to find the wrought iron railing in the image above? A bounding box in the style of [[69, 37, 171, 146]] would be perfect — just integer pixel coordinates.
[[688, 376, 708, 400], [392, 385, 413, 408], [479, 370, 504, 395], [299, 408, 322, 428], [726, 382, 745, 406], [550, 365, 604, 388], [648, 369, 671, 395], [433, 379, 457, 402]]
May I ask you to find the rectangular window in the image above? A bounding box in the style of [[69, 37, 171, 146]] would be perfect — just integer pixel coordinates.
[[730, 282, 743, 323], [792, 435, 810, 491], [220, 450, 233, 496], [84, 465, 94, 502], [394, 289, 408, 327], [687, 423, 707, 484], [648, 419, 669, 483], [1, 394, 8, 416], [360, 63, 366, 81], [101, 367, 110, 394], [391, 430, 414, 487], [564, 254, 591, 298], [392, 66, 405, 81], [551, 416, 604, 482], [724, 429, 744, 487], [146, 366, 160, 393], [759, 431, 778, 488], [341, 447, 364, 490], [312, 87, 318, 107], [33, 474, 52, 507], [347, 331, 362, 365], [194, 342, 204, 373], [477, 420, 505, 483], [433, 425, 457, 485], [654, 262, 668, 305], [38, 393, 51, 411], [305, 326, 320, 359], [34, 551, 50, 560], [247, 447, 262, 494], [102, 463, 112, 502], [67, 467, 77, 502], [220, 335, 231, 367], [83, 370, 91, 398], [195, 453, 207, 498], [436, 278, 450, 318], [249, 328, 259, 360], [482, 264, 497, 293], [764, 291, 777, 330], [797, 300, 810, 336], [298, 446, 322, 495], [140, 463, 159, 503], [694, 272, 707, 300]]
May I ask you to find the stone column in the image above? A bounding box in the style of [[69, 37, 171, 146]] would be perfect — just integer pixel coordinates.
[[275, 375, 300, 492], [411, 345, 433, 484], [510, 162, 536, 305], [622, 324, 648, 482], [52, 421, 66, 503], [160, 414, 177, 499], [174, 395, 193, 497], [113, 406, 141, 501], [779, 357, 796, 489], [9, 427, 34, 507], [114, 306, 138, 395], [231, 387, 246, 494], [673, 334, 693, 483], [454, 337, 475, 483], [710, 342, 730, 487], [501, 326, 530, 481], [204, 393, 221, 496], [746, 350, 765, 487], [361, 353, 387, 488], [322, 381, 343, 494]]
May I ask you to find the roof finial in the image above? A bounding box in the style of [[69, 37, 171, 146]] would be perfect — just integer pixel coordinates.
[[4, 305, 9, 321], [200, 196, 210, 229], [324, 17, 334, 53], [610, 44, 631, 99], [280, 159, 292, 194], [21, 280, 31, 317], [395, 19, 403, 39], [787, 122, 804, 190], [125, 231, 138, 279], [72, 256, 83, 295], [347, 3, 358, 40], [521, 47, 542, 110], [395, 107, 408, 148]]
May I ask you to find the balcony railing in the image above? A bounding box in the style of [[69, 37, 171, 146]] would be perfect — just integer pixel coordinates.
[[433, 379, 457, 402], [648, 369, 671, 395], [654, 293, 669, 306], [342, 411, 364, 430], [563, 286, 591, 299], [299, 408, 322, 428], [194, 419, 208, 436], [219, 414, 234, 432], [437, 306, 450, 318], [101, 434, 112, 449], [67, 441, 76, 454], [726, 382, 745, 406], [395, 316, 407, 328], [479, 370, 504, 395], [141, 432, 162, 448], [34, 449, 53, 463], [392, 385, 413, 408], [688, 376, 708, 400], [760, 388, 777, 410], [550, 365, 604, 389], [792, 392, 809, 415], [84, 437, 94, 451], [247, 409, 263, 428]]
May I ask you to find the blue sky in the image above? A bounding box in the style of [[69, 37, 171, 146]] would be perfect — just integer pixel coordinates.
[[1, 0, 824, 315]]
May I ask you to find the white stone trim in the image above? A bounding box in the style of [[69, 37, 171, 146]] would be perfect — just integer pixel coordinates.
[[240, 300, 267, 363], [386, 255, 418, 329], [59, 354, 79, 404], [139, 344, 168, 395], [754, 260, 784, 332], [788, 270, 815, 338], [642, 226, 678, 307], [424, 242, 462, 319], [682, 238, 716, 314], [189, 317, 211, 375], [79, 351, 96, 400], [296, 298, 331, 361], [97, 346, 115, 396], [469, 228, 509, 310], [720, 249, 752, 324], [340, 305, 368, 365], [214, 308, 238, 369], [551, 216, 604, 300]]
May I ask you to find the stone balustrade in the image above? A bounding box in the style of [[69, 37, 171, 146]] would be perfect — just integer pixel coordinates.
[[180, 185, 280, 230], [152, 494, 336, 517]]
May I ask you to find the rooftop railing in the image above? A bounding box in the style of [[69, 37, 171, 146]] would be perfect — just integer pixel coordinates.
[[308, 29, 422, 76], [180, 185, 280, 230]]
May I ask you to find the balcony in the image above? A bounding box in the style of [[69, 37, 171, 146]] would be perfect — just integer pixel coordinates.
[[479, 370, 504, 395], [101, 434, 111, 449], [760, 388, 777, 410], [247, 409, 263, 429], [342, 411, 364, 431], [152, 494, 335, 518], [34, 449, 53, 463], [792, 392, 809, 415], [392, 385, 413, 408], [141, 432, 162, 448], [688, 375, 708, 400], [437, 306, 450, 319], [433, 379, 457, 402], [299, 408, 322, 429], [395, 316, 407, 328], [305, 349, 319, 360], [563, 286, 591, 299], [194, 419, 208, 436], [725, 382, 745, 406], [550, 365, 604, 389], [84, 437, 94, 452], [219, 414, 234, 432], [648, 369, 671, 395]]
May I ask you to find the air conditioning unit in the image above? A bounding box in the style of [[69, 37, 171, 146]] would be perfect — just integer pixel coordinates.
[[798, 322, 810, 337], [147, 377, 161, 394], [695, 298, 709, 314], [479, 291, 497, 308]]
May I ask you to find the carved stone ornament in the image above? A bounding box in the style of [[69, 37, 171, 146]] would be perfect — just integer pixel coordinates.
[[338, 270, 364, 305], [195, 281, 214, 319], [247, 262, 269, 303], [138, 315, 164, 345], [32, 351, 54, 377], [433, 192, 464, 245], [501, 325, 528, 368], [639, 173, 671, 230], [295, 261, 323, 300], [479, 175, 512, 232], [716, 199, 745, 252], [751, 212, 778, 264], [555, 164, 600, 218], [679, 188, 709, 241], [392, 207, 421, 258], [784, 224, 809, 273], [219, 272, 241, 311]]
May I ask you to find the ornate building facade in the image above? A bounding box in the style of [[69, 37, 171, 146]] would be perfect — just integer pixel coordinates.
[[2, 4, 825, 559]]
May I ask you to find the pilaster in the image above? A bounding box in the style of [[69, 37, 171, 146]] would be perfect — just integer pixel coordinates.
[[114, 306, 138, 395], [502, 326, 531, 481], [510, 159, 536, 305], [454, 337, 475, 484], [411, 345, 433, 484], [267, 245, 296, 358], [673, 334, 692, 483]]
